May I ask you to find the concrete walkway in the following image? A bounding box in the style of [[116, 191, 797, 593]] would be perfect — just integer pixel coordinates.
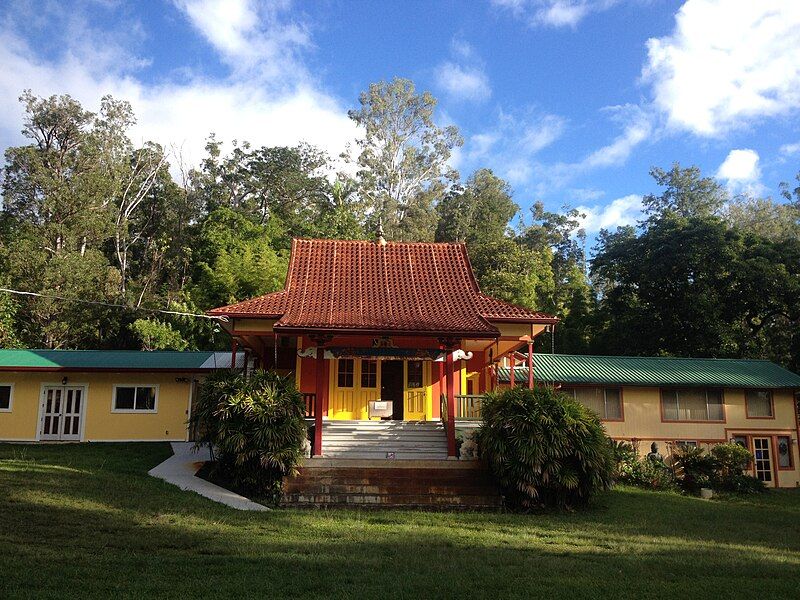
[[148, 442, 270, 511]]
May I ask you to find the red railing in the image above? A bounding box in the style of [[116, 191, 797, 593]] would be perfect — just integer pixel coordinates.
[[303, 393, 316, 418]]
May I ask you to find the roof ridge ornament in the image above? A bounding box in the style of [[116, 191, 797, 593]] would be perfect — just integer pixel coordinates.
[[376, 218, 386, 246]]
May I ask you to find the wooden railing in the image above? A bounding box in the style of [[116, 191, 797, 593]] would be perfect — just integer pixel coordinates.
[[303, 393, 316, 418], [455, 394, 483, 420], [440, 393, 448, 427]]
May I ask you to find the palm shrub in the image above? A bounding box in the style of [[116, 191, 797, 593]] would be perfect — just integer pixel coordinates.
[[191, 369, 307, 502], [476, 386, 614, 509]]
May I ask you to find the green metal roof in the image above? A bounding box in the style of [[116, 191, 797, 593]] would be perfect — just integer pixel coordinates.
[[498, 354, 800, 389], [0, 350, 242, 371]]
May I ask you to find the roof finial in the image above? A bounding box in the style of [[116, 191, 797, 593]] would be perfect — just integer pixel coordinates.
[[376, 217, 387, 246]]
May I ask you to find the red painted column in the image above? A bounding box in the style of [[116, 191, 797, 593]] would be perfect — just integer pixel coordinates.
[[230, 338, 238, 370], [527, 342, 534, 390], [446, 349, 457, 458], [313, 344, 325, 457], [509, 356, 516, 389]]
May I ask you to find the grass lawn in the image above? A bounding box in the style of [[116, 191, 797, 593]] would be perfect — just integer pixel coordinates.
[[1, 444, 799, 599]]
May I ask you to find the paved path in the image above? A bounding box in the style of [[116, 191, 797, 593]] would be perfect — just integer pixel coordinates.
[[148, 442, 270, 511]]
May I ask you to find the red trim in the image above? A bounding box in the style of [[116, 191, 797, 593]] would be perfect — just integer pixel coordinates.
[[527, 342, 534, 389], [445, 348, 457, 457], [659, 387, 727, 424], [313, 345, 324, 457], [745, 389, 776, 419]]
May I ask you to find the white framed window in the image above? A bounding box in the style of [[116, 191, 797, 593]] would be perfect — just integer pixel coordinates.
[[0, 383, 13, 412], [112, 385, 158, 413]]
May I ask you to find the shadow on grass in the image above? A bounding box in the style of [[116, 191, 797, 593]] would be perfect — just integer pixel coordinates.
[[2, 443, 800, 599]]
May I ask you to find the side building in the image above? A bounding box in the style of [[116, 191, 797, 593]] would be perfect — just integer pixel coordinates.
[[498, 354, 800, 488], [0, 350, 242, 442]]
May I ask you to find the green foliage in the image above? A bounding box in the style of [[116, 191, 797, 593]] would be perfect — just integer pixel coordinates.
[[130, 319, 188, 351], [476, 386, 614, 509], [190, 369, 307, 503], [615, 455, 677, 491], [350, 77, 462, 241], [673, 444, 766, 495], [190, 207, 288, 309]]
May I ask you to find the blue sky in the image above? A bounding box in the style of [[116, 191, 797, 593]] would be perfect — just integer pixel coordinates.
[[2, 0, 800, 235]]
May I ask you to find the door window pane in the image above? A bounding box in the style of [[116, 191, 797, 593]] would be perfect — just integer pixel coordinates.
[[777, 436, 792, 468], [337, 359, 354, 388], [407, 361, 423, 388], [746, 390, 773, 417], [361, 360, 377, 388]]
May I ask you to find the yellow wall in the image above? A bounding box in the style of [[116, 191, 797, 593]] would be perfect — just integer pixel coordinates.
[[327, 358, 434, 421], [0, 371, 194, 442]]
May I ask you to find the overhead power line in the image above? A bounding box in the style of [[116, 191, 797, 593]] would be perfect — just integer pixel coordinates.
[[0, 287, 228, 322]]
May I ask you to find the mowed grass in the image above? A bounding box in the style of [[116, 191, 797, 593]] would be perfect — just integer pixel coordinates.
[[1, 444, 799, 599]]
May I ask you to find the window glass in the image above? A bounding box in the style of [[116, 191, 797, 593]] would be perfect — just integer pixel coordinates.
[[777, 436, 792, 468], [676, 440, 698, 448], [0, 385, 10, 410], [136, 387, 156, 411], [662, 389, 679, 420], [746, 390, 773, 417], [337, 359, 354, 388], [662, 388, 723, 421], [563, 387, 622, 420], [114, 386, 156, 411], [604, 388, 622, 420], [361, 360, 377, 388], [407, 361, 423, 388], [115, 387, 136, 410], [574, 387, 604, 416]]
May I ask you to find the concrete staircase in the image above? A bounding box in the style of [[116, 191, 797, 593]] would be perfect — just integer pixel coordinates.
[[281, 458, 503, 509], [320, 420, 449, 460]]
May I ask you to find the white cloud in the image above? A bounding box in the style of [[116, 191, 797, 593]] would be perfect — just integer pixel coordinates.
[[467, 110, 566, 184], [435, 62, 491, 102], [644, 0, 800, 136], [491, 0, 621, 28], [173, 0, 310, 79], [0, 2, 357, 176], [435, 39, 491, 103], [582, 105, 652, 168], [780, 142, 800, 156], [716, 148, 763, 195], [577, 194, 643, 232]]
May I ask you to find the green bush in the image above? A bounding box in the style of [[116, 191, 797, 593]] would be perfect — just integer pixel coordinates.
[[476, 386, 614, 509], [191, 369, 307, 503], [673, 445, 717, 493], [710, 443, 765, 494], [616, 454, 677, 491]]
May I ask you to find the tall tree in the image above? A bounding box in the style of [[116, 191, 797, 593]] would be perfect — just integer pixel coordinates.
[[643, 163, 728, 220], [349, 78, 462, 241]]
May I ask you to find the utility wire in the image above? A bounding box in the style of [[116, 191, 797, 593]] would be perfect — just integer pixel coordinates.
[[0, 287, 228, 322]]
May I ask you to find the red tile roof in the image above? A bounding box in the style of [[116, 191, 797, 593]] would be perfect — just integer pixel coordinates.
[[209, 238, 556, 336]]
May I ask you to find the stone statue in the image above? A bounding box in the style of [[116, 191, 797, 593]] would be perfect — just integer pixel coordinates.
[[646, 442, 663, 463]]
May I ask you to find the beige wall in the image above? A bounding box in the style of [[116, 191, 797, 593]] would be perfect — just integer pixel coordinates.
[[0, 371, 195, 442], [603, 386, 800, 488]]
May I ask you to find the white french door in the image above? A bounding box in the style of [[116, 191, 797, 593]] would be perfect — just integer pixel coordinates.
[[753, 437, 775, 487], [40, 386, 85, 441]]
